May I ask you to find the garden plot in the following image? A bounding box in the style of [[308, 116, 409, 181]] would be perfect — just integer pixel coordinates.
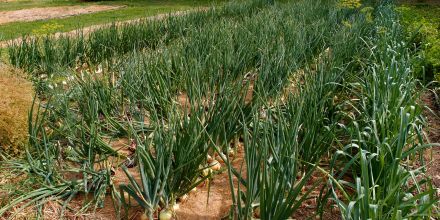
[[0, 5, 122, 25], [0, 0, 439, 219]]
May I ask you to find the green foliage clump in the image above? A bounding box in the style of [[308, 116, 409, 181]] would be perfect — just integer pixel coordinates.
[[426, 39, 440, 80], [339, 0, 362, 9], [397, 5, 440, 81], [31, 22, 64, 36]]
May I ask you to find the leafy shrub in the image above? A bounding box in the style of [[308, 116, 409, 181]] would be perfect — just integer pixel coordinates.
[[31, 22, 64, 36], [338, 0, 362, 9], [397, 5, 440, 81]]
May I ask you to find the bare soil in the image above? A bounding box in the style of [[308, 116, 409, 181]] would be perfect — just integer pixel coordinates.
[[421, 91, 440, 196], [175, 148, 245, 220], [0, 5, 123, 25]]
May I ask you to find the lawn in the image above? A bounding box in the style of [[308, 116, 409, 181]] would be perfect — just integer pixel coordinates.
[[0, 0, 225, 40]]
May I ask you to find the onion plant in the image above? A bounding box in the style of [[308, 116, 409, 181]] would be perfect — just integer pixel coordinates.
[[225, 105, 320, 219], [328, 3, 439, 219], [7, 0, 273, 76], [0, 97, 118, 219], [119, 120, 173, 220]]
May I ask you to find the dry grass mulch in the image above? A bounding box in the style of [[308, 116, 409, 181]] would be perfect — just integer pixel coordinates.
[[0, 64, 34, 156]]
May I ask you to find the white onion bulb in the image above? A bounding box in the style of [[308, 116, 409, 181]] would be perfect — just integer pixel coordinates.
[[254, 207, 260, 218], [172, 203, 180, 211], [207, 154, 213, 163], [179, 194, 188, 202], [159, 209, 173, 220], [210, 160, 221, 171], [202, 168, 211, 176]]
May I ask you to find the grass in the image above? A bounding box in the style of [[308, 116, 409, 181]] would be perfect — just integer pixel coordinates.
[[0, 0, 438, 219], [0, 0, 226, 40]]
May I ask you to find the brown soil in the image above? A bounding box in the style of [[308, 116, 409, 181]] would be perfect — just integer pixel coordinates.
[[175, 148, 245, 220], [0, 5, 123, 25], [421, 91, 440, 195]]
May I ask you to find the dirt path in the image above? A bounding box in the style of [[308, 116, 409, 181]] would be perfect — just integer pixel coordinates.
[[422, 91, 440, 196], [0, 7, 206, 48], [0, 5, 123, 25]]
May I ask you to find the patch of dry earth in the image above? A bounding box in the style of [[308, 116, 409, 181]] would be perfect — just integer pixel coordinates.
[[0, 5, 123, 25]]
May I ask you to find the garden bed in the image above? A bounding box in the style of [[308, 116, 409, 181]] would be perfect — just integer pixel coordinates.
[[0, 0, 438, 219]]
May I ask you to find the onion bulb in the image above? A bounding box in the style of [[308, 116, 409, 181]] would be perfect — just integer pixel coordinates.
[[403, 193, 414, 202], [172, 203, 180, 211], [178, 194, 188, 202], [216, 152, 226, 161], [210, 160, 221, 171], [254, 207, 260, 218], [159, 209, 173, 220], [202, 168, 211, 176], [207, 154, 213, 163]]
